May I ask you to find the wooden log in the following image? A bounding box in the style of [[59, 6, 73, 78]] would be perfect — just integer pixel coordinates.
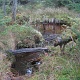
[[54, 36, 77, 47], [8, 47, 49, 55]]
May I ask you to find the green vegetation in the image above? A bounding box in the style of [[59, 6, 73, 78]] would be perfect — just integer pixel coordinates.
[[25, 0, 80, 12], [0, 0, 80, 80]]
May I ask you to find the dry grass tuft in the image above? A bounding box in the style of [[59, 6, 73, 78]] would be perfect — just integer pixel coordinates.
[[0, 51, 11, 80], [7, 31, 16, 50], [0, 42, 6, 50]]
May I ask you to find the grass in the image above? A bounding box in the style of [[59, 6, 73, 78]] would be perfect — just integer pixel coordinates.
[[23, 53, 80, 80], [0, 51, 11, 80], [0, 5, 80, 80]]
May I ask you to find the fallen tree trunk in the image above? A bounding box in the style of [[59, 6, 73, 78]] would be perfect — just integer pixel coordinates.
[[8, 47, 49, 75], [8, 47, 48, 55], [54, 35, 77, 47], [54, 35, 77, 54]]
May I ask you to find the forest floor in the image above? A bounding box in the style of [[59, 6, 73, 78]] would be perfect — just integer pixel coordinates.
[[0, 6, 80, 80]]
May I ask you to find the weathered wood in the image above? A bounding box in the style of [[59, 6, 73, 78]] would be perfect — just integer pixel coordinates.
[[32, 18, 70, 34], [35, 18, 70, 26], [54, 36, 77, 47], [9, 47, 48, 75], [43, 34, 60, 41], [12, 0, 17, 21], [54, 35, 77, 54], [8, 47, 48, 55]]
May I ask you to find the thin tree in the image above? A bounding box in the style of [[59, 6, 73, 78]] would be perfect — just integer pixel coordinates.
[[12, 0, 17, 21], [3, 0, 6, 16]]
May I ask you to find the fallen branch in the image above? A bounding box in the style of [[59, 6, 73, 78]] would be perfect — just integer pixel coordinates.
[[8, 47, 49, 55], [54, 35, 77, 54], [54, 35, 77, 47]]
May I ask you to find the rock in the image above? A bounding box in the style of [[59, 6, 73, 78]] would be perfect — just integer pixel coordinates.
[[26, 68, 33, 75]]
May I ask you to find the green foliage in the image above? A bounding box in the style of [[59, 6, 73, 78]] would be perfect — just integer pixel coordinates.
[[0, 8, 4, 19], [1, 24, 41, 38], [58, 75, 70, 80], [26, 0, 80, 12], [0, 16, 11, 26], [0, 1, 80, 80], [56, 0, 80, 12], [6, 5, 11, 14], [42, 0, 56, 7], [66, 3, 80, 12], [56, 0, 71, 7]]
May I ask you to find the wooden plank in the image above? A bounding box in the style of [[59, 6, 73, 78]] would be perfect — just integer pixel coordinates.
[[8, 47, 48, 55]]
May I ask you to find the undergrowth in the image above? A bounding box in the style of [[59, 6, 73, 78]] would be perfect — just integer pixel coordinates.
[[0, 5, 80, 80]]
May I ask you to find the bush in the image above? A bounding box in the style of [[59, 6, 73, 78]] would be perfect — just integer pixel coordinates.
[[68, 3, 80, 12]]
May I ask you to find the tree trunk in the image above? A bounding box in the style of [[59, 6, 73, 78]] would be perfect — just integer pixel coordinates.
[[8, 47, 49, 55], [12, 0, 17, 21], [3, 0, 6, 16]]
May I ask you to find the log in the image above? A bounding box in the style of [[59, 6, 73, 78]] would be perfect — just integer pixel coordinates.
[[54, 36, 77, 47], [43, 34, 60, 41], [8, 47, 49, 55]]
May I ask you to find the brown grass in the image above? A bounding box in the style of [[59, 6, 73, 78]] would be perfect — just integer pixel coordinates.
[[0, 6, 80, 80], [0, 51, 11, 80], [6, 31, 16, 50]]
